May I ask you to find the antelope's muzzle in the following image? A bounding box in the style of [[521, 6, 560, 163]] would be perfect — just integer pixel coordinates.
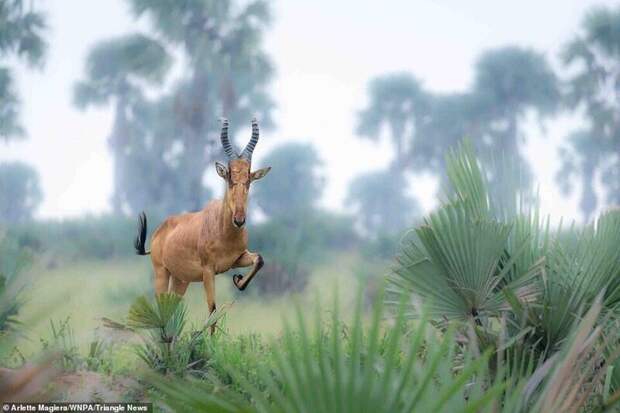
[[233, 215, 246, 228]]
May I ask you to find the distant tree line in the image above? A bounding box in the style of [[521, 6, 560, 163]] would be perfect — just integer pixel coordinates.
[[352, 5, 620, 227], [0, 0, 45, 224], [3, 1, 620, 231]]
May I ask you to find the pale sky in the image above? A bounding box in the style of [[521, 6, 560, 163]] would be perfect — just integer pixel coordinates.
[[1, 0, 610, 222]]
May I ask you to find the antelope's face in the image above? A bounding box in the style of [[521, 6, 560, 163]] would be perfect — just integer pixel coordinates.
[[216, 159, 270, 228], [215, 117, 270, 228]]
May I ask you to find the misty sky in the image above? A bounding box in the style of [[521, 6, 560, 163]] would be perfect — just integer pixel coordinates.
[[0, 0, 607, 222]]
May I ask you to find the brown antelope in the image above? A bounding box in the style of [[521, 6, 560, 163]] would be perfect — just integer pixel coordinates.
[[134, 118, 271, 329]]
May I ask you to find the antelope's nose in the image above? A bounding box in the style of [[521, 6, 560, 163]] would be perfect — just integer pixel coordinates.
[[233, 217, 246, 228]]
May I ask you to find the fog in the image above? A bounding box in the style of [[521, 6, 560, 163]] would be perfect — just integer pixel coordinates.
[[0, 0, 606, 222]]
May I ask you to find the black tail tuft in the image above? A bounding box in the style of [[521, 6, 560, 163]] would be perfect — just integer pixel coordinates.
[[134, 211, 150, 255]]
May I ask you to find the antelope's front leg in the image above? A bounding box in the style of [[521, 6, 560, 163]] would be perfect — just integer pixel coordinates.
[[202, 268, 217, 334], [231, 250, 264, 291]]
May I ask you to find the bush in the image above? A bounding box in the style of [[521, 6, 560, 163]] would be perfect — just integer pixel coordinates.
[[0, 232, 32, 336], [7, 214, 155, 261], [249, 211, 357, 296], [126, 293, 223, 376], [0, 161, 43, 224], [39, 317, 112, 374], [386, 141, 620, 410], [150, 289, 619, 412], [151, 293, 506, 412]]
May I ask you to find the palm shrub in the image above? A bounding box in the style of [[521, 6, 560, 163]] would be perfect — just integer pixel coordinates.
[[150, 292, 510, 413], [149, 291, 618, 412], [0, 273, 22, 335], [127, 293, 222, 376], [0, 233, 31, 338], [386, 141, 620, 408]]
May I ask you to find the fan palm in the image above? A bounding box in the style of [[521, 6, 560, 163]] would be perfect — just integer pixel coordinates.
[[74, 33, 171, 214], [127, 0, 275, 211], [151, 293, 505, 413], [387, 141, 620, 404], [356, 73, 431, 169]]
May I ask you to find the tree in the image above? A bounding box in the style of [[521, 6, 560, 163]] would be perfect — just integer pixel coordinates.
[[558, 6, 620, 219], [356, 73, 431, 169], [75, 0, 275, 216], [0, 1, 46, 223], [74, 34, 171, 214], [409, 93, 483, 183], [356, 47, 559, 209], [252, 142, 323, 219], [127, 0, 275, 212], [467, 47, 559, 191], [0, 0, 46, 140], [347, 169, 419, 237], [0, 162, 42, 223], [557, 131, 602, 221]]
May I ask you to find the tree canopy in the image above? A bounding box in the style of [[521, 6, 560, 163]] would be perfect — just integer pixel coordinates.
[[252, 142, 323, 219], [0, 161, 42, 223], [347, 169, 419, 237], [75, 0, 275, 216], [557, 5, 620, 220], [0, 0, 47, 140]]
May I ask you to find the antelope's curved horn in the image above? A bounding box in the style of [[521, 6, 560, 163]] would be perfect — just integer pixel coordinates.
[[241, 118, 259, 161], [220, 118, 236, 159]]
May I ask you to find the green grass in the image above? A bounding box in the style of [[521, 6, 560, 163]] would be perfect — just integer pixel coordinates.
[[16, 252, 376, 357]]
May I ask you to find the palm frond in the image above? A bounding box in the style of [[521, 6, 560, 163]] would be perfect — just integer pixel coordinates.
[[152, 292, 505, 413]]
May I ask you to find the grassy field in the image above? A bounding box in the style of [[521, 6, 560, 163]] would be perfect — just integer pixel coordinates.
[[16, 251, 381, 357]]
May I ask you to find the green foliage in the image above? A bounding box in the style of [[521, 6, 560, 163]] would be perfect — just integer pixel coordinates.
[[356, 73, 430, 167], [557, 5, 620, 219], [465, 47, 558, 193], [151, 294, 507, 413], [73, 32, 172, 214], [40, 317, 81, 372], [358, 47, 559, 204], [38, 318, 113, 374], [8, 214, 141, 261], [203, 332, 273, 401], [0, 274, 21, 334], [473, 47, 559, 119], [0, 232, 31, 336], [253, 142, 323, 219], [76, 0, 275, 214], [0, 0, 47, 141], [250, 211, 356, 296], [73, 33, 171, 109], [249, 142, 355, 295], [0, 67, 23, 138], [249, 218, 317, 295], [150, 291, 618, 412], [127, 293, 222, 375], [347, 169, 419, 237], [387, 142, 620, 410], [0, 161, 42, 223]]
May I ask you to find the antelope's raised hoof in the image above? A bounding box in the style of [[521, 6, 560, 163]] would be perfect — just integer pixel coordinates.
[[233, 274, 246, 291]]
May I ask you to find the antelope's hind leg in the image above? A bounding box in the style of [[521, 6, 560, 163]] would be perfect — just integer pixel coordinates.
[[170, 277, 190, 296], [231, 250, 264, 291], [154, 264, 171, 295]]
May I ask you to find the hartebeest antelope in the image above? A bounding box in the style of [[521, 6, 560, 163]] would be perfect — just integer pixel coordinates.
[[134, 118, 271, 328]]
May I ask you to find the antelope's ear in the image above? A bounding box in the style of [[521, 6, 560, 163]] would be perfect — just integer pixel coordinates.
[[215, 162, 229, 179], [251, 167, 271, 181]]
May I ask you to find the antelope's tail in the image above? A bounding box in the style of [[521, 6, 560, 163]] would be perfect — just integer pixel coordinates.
[[134, 211, 151, 255]]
